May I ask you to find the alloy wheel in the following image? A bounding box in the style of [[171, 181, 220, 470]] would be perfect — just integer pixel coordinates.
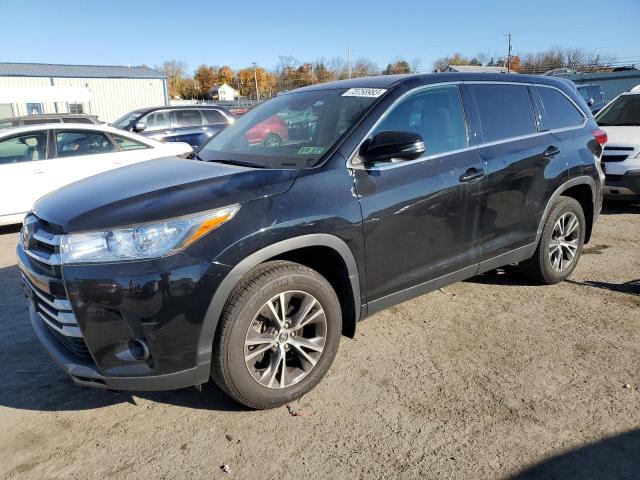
[[244, 290, 327, 389], [549, 212, 580, 272]]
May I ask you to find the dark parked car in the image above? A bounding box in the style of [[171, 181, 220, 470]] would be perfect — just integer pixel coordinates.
[[577, 84, 607, 114], [18, 73, 605, 409], [0, 113, 101, 129], [111, 105, 235, 148]]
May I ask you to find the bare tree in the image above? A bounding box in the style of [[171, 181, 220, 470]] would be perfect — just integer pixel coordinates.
[[410, 57, 423, 73]]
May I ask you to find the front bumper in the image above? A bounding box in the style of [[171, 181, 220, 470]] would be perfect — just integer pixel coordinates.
[[604, 170, 640, 199], [17, 221, 230, 391], [28, 302, 210, 390]]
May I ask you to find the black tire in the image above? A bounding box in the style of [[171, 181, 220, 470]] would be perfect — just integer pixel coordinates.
[[211, 261, 342, 409], [519, 196, 586, 284], [264, 133, 282, 148]]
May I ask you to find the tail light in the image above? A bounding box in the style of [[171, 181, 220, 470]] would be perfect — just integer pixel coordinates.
[[593, 129, 608, 145]]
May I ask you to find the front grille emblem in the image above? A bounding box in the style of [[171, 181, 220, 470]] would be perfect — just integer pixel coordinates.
[[22, 216, 37, 251]]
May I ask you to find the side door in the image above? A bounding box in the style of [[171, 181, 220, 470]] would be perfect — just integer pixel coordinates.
[[51, 129, 121, 189], [0, 130, 50, 216], [466, 82, 567, 263], [351, 84, 485, 310], [171, 109, 208, 147]]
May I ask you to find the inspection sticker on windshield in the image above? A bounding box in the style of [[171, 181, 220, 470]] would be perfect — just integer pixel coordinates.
[[297, 146, 325, 155], [342, 88, 387, 98]]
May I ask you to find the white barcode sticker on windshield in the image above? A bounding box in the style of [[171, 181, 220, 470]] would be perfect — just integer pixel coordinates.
[[342, 88, 387, 97]]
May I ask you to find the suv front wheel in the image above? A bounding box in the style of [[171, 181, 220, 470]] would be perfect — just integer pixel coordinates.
[[520, 196, 586, 284], [211, 261, 342, 409]]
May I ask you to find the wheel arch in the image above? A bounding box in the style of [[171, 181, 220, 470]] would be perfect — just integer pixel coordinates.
[[536, 176, 597, 245], [196, 234, 361, 366]]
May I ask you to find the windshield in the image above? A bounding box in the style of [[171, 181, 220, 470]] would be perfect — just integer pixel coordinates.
[[197, 88, 379, 168], [111, 111, 144, 130], [596, 95, 640, 126]]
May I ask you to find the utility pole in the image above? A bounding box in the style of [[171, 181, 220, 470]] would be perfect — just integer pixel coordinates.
[[252, 62, 260, 102], [348, 47, 352, 79], [506, 32, 513, 73]]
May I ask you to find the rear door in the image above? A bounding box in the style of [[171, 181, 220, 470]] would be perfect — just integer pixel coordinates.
[[533, 85, 590, 179], [467, 82, 566, 262], [352, 84, 485, 307], [0, 130, 50, 216], [171, 109, 208, 147]]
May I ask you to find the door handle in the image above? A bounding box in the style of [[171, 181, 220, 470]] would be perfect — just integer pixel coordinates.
[[542, 146, 561, 158], [459, 167, 485, 183], [32, 168, 45, 174]]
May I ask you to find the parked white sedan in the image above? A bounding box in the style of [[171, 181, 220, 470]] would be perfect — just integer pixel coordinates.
[[0, 123, 192, 225]]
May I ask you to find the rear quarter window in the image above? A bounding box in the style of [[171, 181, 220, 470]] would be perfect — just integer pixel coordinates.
[[201, 109, 229, 124], [470, 84, 537, 143], [536, 86, 585, 130]]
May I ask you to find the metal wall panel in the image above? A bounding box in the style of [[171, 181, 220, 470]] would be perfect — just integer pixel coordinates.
[[0, 76, 166, 121]]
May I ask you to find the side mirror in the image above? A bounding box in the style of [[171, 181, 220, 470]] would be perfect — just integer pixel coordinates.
[[360, 131, 425, 164], [587, 98, 595, 107], [133, 121, 146, 133]]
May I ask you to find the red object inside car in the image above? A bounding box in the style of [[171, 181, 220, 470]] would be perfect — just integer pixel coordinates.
[[246, 115, 288, 145]]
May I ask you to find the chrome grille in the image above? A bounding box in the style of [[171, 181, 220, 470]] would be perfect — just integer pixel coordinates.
[[21, 215, 92, 361]]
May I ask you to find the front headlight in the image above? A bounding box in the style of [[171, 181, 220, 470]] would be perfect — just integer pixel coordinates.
[[60, 205, 240, 264]]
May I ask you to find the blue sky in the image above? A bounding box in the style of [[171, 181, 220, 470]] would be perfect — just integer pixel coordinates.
[[3, 0, 639, 73]]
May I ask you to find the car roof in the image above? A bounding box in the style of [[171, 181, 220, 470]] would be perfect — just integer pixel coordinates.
[[0, 122, 160, 143], [135, 105, 230, 113], [288, 72, 576, 94]]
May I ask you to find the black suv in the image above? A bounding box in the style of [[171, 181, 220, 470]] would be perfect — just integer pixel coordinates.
[[111, 105, 235, 148], [18, 73, 605, 409]]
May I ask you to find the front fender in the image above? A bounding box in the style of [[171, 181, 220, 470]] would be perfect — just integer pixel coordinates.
[[195, 233, 361, 365]]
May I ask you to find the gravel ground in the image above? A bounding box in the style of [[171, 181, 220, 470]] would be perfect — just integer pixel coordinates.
[[1, 203, 639, 480]]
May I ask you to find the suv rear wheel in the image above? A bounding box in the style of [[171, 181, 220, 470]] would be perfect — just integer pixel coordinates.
[[211, 261, 342, 409], [519, 196, 586, 284]]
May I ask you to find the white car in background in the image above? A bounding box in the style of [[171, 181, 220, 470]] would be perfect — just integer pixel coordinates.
[[595, 86, 640, 201], [0, 123, 192, 225]]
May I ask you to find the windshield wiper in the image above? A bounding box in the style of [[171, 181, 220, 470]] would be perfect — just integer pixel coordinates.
[[208, 159, 264, 168]]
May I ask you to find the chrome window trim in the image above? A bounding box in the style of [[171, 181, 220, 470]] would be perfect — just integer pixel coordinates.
[[347, 80, 588, 172]]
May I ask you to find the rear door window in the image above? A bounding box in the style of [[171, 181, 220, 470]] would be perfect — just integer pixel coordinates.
[[201, 109, 228, 124], [536, 86, 585, 130], [372, 84, 468, 157], [56, 130, 117, 157], [174, 109, 204, 128], [470, 84, 537, 142], [0, 132, 47, 164]]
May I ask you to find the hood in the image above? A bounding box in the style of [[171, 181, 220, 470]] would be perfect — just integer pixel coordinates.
[[600, 126, 640, 146], [33, 157, 298, 232]]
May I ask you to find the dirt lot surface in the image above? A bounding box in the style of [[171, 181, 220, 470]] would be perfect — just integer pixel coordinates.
[[1, 203, 639, 480]]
